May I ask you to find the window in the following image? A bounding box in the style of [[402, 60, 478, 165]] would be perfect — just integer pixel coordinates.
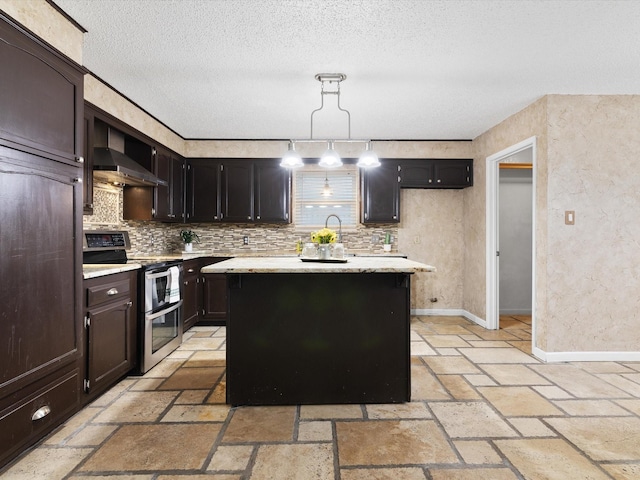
[[294, 166, 358, 228]]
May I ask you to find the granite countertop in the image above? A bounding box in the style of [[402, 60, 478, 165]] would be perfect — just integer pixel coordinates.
[[201, 256, 436, 274], [82, 263, 141, 280]]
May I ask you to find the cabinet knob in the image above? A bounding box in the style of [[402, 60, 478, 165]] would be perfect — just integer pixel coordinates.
[[106, 288, 119, 296], [31, 405, 51, 421], [76, 156, 84, 164], [428, 179, 433, 183], [437, 179, 441, 183], [126, 301, 133, 308], [73, 177, 82, 184], [393, 215, 397, 220], [247, 216, 252, 220], [187, 268, 195, 273], [256, 216, 260, 220]]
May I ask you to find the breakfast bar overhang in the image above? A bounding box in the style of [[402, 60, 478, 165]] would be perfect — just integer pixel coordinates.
[[202, 256, 435, 406]]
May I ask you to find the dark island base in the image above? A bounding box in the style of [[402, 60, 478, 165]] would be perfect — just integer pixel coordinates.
[[225, 272, 411, 406]]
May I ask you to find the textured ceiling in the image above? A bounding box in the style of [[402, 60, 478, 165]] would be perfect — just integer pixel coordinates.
[[54, 0, 640, 140]]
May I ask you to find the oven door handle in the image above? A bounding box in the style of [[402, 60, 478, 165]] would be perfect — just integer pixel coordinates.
[[146, 271, 173, 280], [146, 300, 182, 320]]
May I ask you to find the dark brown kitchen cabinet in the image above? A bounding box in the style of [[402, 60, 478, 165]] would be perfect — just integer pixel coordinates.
[[202, 274, 228, 324], [182, 259, 203, 332], [221, 161, 254, 222], [83, 271, 137, 403], [82, 109, 95, 214], [155, 146, 185, 222], [186, 158, 221, 222], [399, 159, 473, 188], [254, 160, 291, 223], [1, 13, 84, 469], [185, 159, 290, 224], [361, 160, 400, 223], [183, 257, 230, 330]]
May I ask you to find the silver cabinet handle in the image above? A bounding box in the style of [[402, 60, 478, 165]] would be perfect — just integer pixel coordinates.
[[32, 405, 51, 421], [106, 288, 119, 296], [126, 301, 133, 308], [437, 179, 441, 183], [247, 216, 252, 220], [74, 177, 82, 183], [187, 268, 195, 273], [76, 156, 84, 163], [256, 216, 261, 220]]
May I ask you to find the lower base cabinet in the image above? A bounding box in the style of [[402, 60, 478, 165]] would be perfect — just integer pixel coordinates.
[[182, 257, 229, 333], [83, 271, 137, 403]]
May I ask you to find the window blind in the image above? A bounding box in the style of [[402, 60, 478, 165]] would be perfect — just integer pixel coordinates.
[[294, 167, 357, 228]]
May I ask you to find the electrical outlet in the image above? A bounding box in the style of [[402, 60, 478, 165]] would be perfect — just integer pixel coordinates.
[[243, 236, 249, 245]]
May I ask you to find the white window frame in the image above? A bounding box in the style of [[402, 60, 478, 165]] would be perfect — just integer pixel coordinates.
[[292, 165, 359, 231]]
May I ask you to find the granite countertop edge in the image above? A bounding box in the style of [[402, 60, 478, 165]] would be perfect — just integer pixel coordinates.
[[82, 263, 142, 280], [201, 256, 436, 274]]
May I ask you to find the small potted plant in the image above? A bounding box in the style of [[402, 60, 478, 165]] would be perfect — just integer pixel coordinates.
[[180, 230, 199, 252], [383, 232, 392, 252]]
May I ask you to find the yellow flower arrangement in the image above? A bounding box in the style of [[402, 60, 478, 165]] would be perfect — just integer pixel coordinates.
[[311, 227, 337, 244]]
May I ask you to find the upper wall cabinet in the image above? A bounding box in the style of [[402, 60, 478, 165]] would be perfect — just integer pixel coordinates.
[[186, 158, 221, 222], [0, 16, 84, 167], [399, 159, 473, 189], [361, 160, 401, 224], [254, 160, 291, 223], [154, 146, 184, 222], [186, 158, 291, 224]]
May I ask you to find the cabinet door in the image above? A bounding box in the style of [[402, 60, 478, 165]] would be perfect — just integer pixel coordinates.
[[82, 110, 94, 214], [221, 161, 253, 222], [182, 259, 201, 332], [361, 161, 400, 223], [254, 160, 291, 223], [86, 298, 134, 394], [154, 148, 174, 222], [0, 16, 84, 166], [433, 159, 473, 188], [0, 147, 83, 400], [399, 161, 434, 188], [202, 274, 228, 322], [186, 159, 220, 222]]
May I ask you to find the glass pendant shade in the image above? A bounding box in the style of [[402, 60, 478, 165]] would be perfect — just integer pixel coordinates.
[[357, 142, 380, 168], [318, 141, 342, 168], [321, 176, 333, 197], [280, 142, 303, 168]]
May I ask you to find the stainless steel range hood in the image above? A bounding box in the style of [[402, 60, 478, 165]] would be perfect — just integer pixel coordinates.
[[93, 123, 167, 187]]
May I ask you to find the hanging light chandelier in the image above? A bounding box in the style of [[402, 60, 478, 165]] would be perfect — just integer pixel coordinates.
[[280, 73, 380, 169]]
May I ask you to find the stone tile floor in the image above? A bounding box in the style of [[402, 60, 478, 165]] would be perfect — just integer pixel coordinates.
[[3, 315, 640, 479]]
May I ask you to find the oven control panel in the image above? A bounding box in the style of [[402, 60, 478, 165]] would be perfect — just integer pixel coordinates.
[[83, 230, 131, 251]]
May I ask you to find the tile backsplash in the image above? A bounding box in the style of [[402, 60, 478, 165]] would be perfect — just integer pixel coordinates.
[[83, 183, 398, 256]]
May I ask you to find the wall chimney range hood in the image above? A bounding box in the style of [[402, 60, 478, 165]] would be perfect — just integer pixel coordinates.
[[93, 122, 167, 187]]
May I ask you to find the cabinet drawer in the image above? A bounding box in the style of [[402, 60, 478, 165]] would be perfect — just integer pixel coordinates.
[[86, 279, 130, 308], [0, 370, 79, 465]]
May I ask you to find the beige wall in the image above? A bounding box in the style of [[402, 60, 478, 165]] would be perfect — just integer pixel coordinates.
[[472, 95, 640, 354], [467, 98, 548, 345], [0, 0, 83, 63], [543, 95, 640, 353]]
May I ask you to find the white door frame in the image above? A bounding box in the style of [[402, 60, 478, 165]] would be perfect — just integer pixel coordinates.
[[485, 137, 537, 338]]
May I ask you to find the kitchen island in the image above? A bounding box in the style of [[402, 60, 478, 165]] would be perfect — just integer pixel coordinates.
[[202, 256, 435, 406]]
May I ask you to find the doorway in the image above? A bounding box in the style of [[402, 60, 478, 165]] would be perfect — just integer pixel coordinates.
[[485, 137, 536, 350]]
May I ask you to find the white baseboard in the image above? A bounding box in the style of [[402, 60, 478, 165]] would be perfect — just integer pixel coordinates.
[[532, 346, 640, 363], [411, 308, 488, 329]]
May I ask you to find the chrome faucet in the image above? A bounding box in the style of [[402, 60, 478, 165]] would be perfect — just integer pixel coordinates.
[[325, 214, 342, 243]]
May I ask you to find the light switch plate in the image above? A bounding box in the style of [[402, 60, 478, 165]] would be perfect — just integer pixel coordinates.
[[565, 210, 575, 225]]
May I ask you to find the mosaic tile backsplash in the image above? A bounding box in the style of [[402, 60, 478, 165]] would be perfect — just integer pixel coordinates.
[[83, 183, 398, 256]]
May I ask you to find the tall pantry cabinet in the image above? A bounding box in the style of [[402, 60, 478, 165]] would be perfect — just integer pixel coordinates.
[[0, 14, 85, 468]]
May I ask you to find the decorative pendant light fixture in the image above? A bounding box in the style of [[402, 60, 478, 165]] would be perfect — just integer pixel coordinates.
[[321, 173, 333, 197], [281, 73, 379, 169], [280, 141, 303, 168]]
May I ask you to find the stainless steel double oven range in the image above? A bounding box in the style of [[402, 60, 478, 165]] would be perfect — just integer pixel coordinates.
[[82, 230, 183, 374]]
